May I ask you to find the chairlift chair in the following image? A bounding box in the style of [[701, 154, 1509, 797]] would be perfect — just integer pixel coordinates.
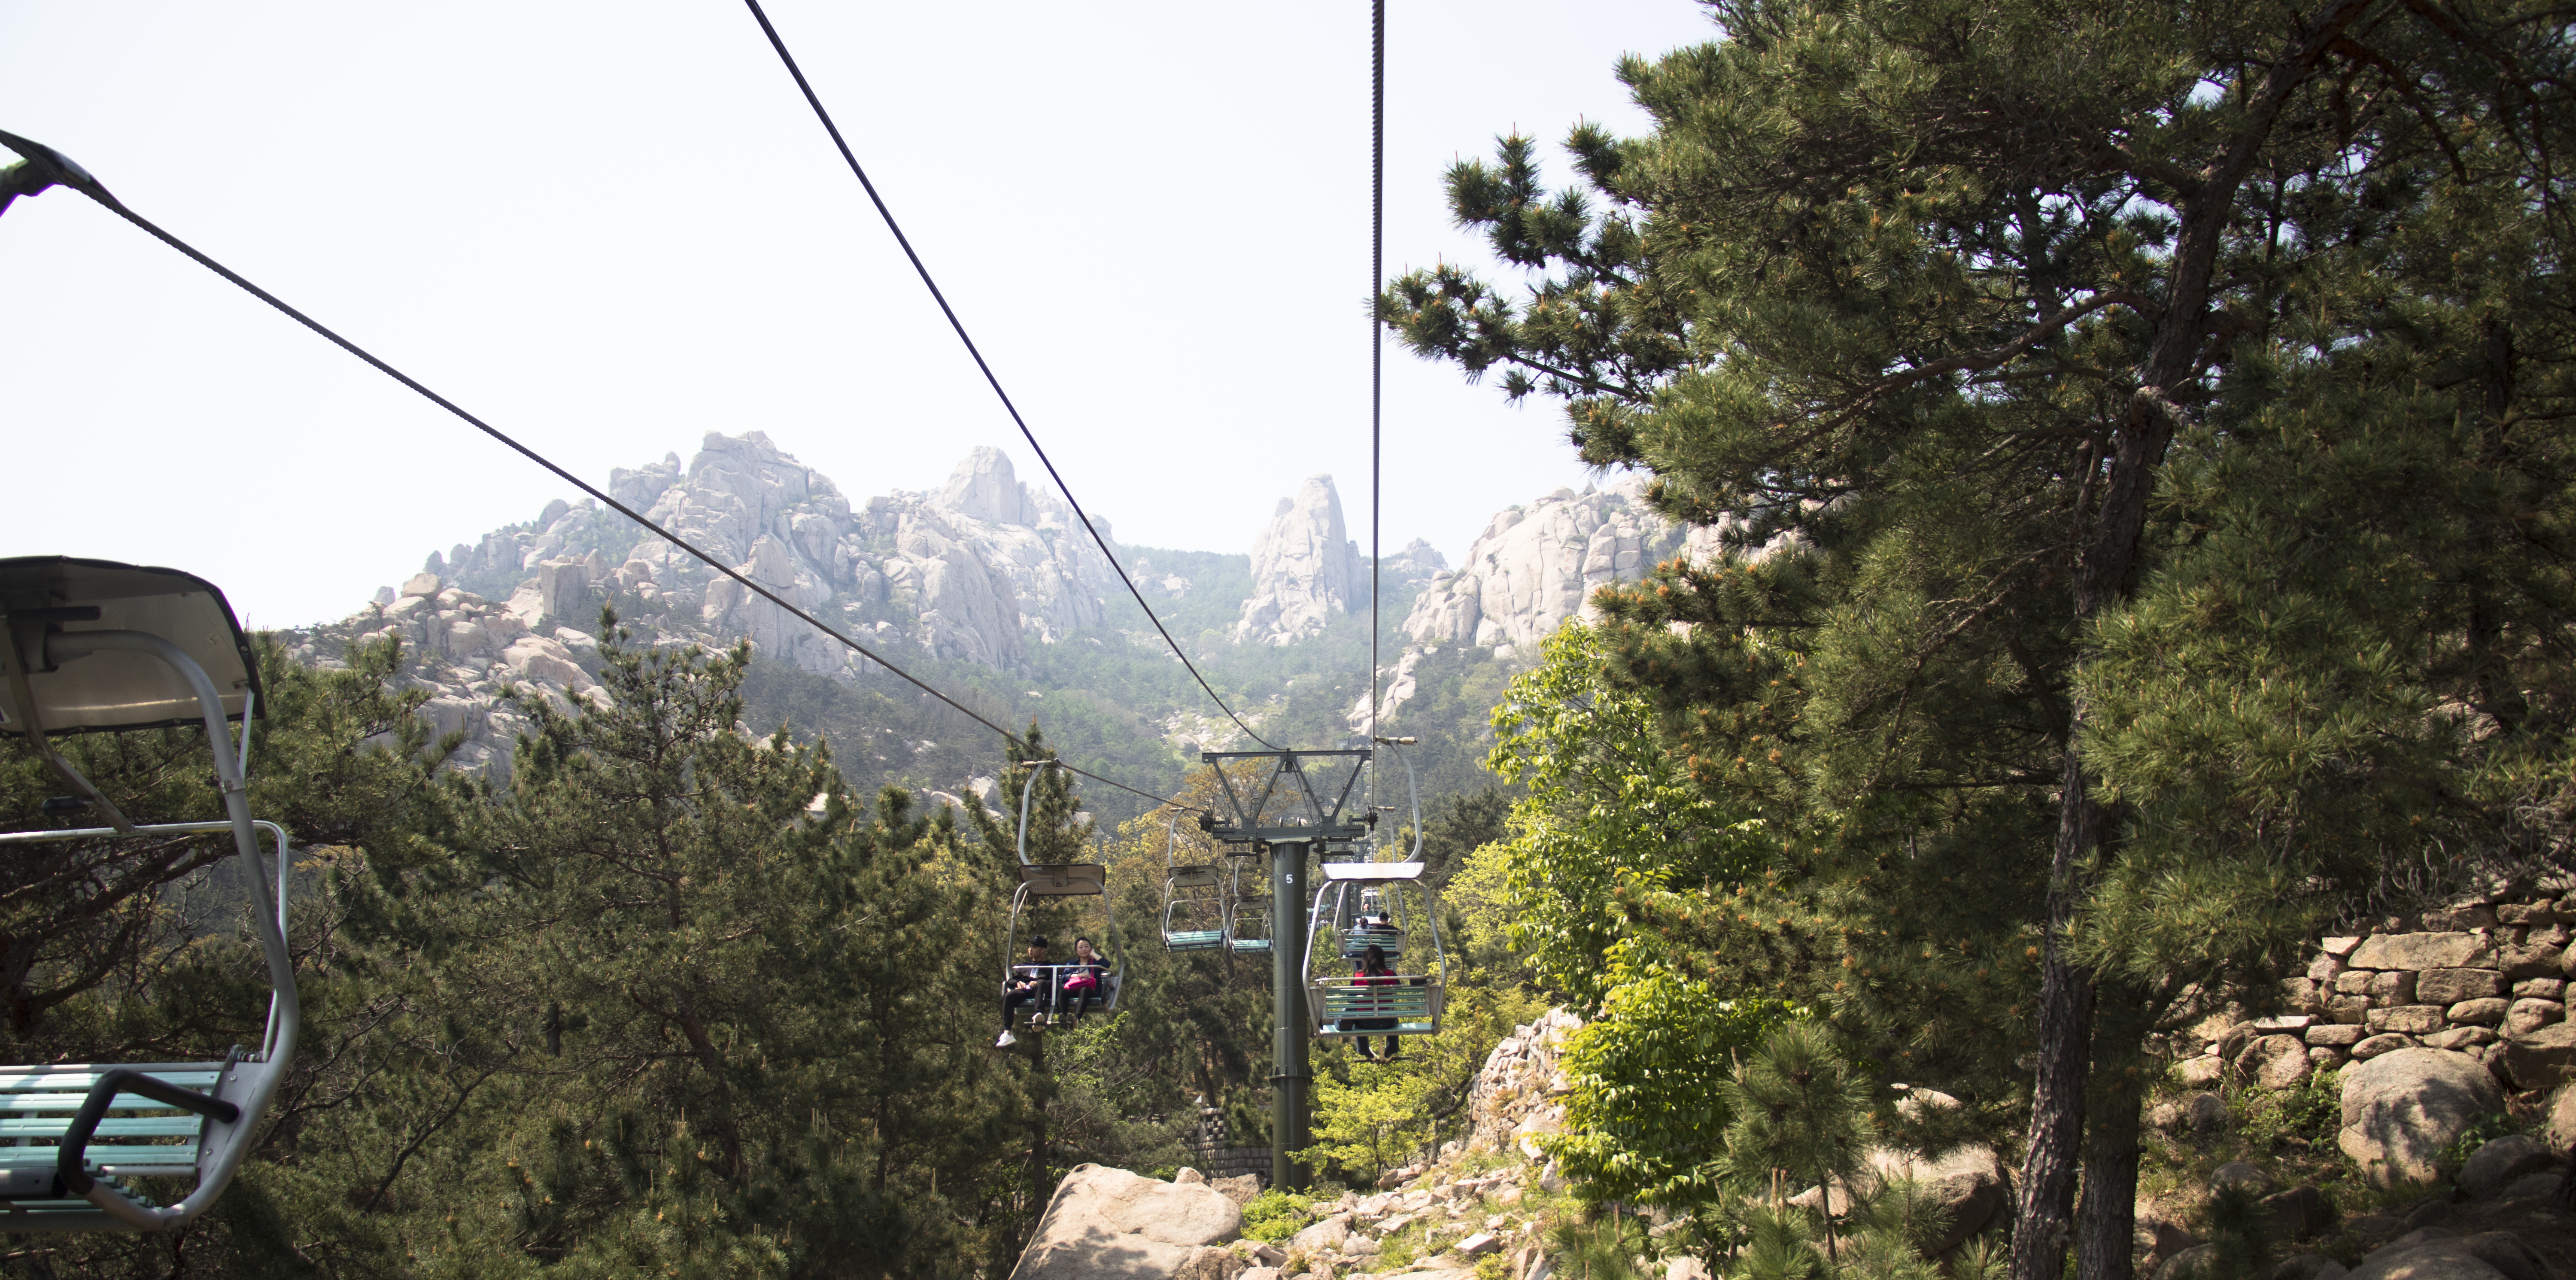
[[1223, 854, 1272, 956], [996, 762, 1121, 1047], [0, 557, 298, 1232], [1303, 862, 1447, 1041], [1158, 818, 1226, 952]]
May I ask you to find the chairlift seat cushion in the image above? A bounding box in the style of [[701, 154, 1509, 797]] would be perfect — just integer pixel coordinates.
[[1315, 982, 1438, 1036], [1164, 929, 1226, 951], [0, 557, 259, 735]]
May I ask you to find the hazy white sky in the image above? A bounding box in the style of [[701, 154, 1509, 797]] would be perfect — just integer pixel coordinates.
[[1, 1, 1718, 629]]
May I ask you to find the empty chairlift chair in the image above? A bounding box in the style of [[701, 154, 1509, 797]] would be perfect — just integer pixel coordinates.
[[1224, 849, 1272, 956], [0, 556, 299, 1232], [1159, 819, 1226, 953], [996, 761, 1121, 1048], [1303, 862, 1447, 1042]]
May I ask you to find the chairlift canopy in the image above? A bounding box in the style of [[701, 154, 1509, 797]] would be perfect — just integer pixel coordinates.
[[0, 557, 261, 735]]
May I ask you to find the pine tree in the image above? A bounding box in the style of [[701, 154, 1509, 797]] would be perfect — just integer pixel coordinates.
[[1382, 7, 2575, 1280]]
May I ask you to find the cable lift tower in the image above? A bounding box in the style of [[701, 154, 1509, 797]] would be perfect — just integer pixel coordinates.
[[1192, 748, 1373, 1191]]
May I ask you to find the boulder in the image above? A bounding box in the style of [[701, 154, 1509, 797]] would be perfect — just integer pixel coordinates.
[[2276, 1256, 2351, 1280], [2348, 1233, 2556, 1280], [1211, 1175, 1261, 1207], [1011, 1164, 1245, 1280], [2212, 1162, 2276, 1195], [2517, 979, 2567, 1000], [2458, 1134, 2558, 1199], [2178, 1056, 2227, 1088], [2549, 1083, 2576, 1149], [2502, 1023, 2576, 1091], [2343, 1247, 2506, 1280], [2244, 1036, 2315, 1089], [2339, 1049, 2506, 1185], [2139, 1216, 2203, 1271], [2357, 1034, 2421, 1061], [2376, 974, 2425, 1006], [2500, 1173, 2564, 1201], [400, 572, 442, 598], [1287, 1214, 1351, 1255], [2497, 944, 2565, 982], [2448, 1000, 2510, 1028], [1861, 1140, 2010, 1255], [2352, 935, 2495, 972], [2312, 1024, 2370, 1047], [2158, 1245, 2221, 1280], [2373, 1007, 2450, 1035], [1172, 1247, 1243, 1280], [2421, 971, 2507, 1005], [2261, 1185, 2330, 1241], [2506, 1000, 2566, 1039], [2190, 1092, 2232, 1132], [2333, 995, 2379, 1025]]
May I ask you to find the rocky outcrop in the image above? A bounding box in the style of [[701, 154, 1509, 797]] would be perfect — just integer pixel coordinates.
[[297, 434, 1147, 772], [2338, 1049, 2504, 1185], [1010, 1164, 1244, 1280], [1233, 477, 1370, 647], [1399, 477, 1723, 657], [1463, 1008, 1582, 1159]]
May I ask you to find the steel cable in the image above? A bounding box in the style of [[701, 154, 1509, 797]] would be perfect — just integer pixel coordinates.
[[738, 0, 1280, 753]]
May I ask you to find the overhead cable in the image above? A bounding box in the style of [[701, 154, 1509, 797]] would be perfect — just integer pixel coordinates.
[[737, 0, 1281, 753], [1368, 0, 1386, 751], [0, 129, 1193, 816]]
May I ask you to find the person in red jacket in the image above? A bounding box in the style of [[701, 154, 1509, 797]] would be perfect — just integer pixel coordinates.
[[1349, 943, 1400, 1061], [1057, 936, 1108, 1026]]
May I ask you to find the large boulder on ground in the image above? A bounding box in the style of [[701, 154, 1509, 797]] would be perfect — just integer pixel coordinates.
[[1011, 1164, 1245, 1280], [2339, 1049, 2506, 1185], [1861, 1140, 2010, 1255], [2348, 1232, 2557, 1280], [2458, 1135, 2558, 1200]]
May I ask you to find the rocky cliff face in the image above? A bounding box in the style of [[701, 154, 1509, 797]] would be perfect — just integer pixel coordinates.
[[1230, 476, 1449, 647], [1232, 477, 1368, 647], [1400, 476, 1720, 657], [286, 433, 1139, 770]]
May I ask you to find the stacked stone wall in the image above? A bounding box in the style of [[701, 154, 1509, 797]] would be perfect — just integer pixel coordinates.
[[2175, 886, 2576, 1097]]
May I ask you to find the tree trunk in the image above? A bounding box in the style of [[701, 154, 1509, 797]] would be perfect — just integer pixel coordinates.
[[2010, 752, 2101, 1280], [2078, 987, 2151, 1280]]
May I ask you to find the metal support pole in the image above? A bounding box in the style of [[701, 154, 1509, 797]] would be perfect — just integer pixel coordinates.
[[1271, 839, 1310, 1191]]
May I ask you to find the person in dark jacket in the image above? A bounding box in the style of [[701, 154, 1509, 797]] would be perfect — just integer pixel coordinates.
[[1348, 943, 1400, 1061], [996, 936, 1051, 1047]]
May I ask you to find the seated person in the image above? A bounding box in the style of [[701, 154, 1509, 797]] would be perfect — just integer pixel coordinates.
[[996, 936, 1052, 1047], [1341, 943, 1402, 1061], [1057, 936, 1108, 1026]]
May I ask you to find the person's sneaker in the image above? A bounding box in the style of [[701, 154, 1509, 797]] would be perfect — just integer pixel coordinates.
[[1029, 1013, 1048, 1029], [995, 1030, 1018, 1048]]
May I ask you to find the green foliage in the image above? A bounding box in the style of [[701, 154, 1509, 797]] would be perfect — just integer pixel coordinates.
[[1241, 1189, 1318, 1244], [2235, 1070, 2342, 1155], [1387, 0, 2576, 1258], [1299, 982, 1546, 1188], [1552, 970, 1801, 1205], [1486, 623, 1768, 1005]]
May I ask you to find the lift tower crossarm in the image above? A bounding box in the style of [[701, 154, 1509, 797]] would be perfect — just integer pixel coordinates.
[[1197, 749, 1371, 844]]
